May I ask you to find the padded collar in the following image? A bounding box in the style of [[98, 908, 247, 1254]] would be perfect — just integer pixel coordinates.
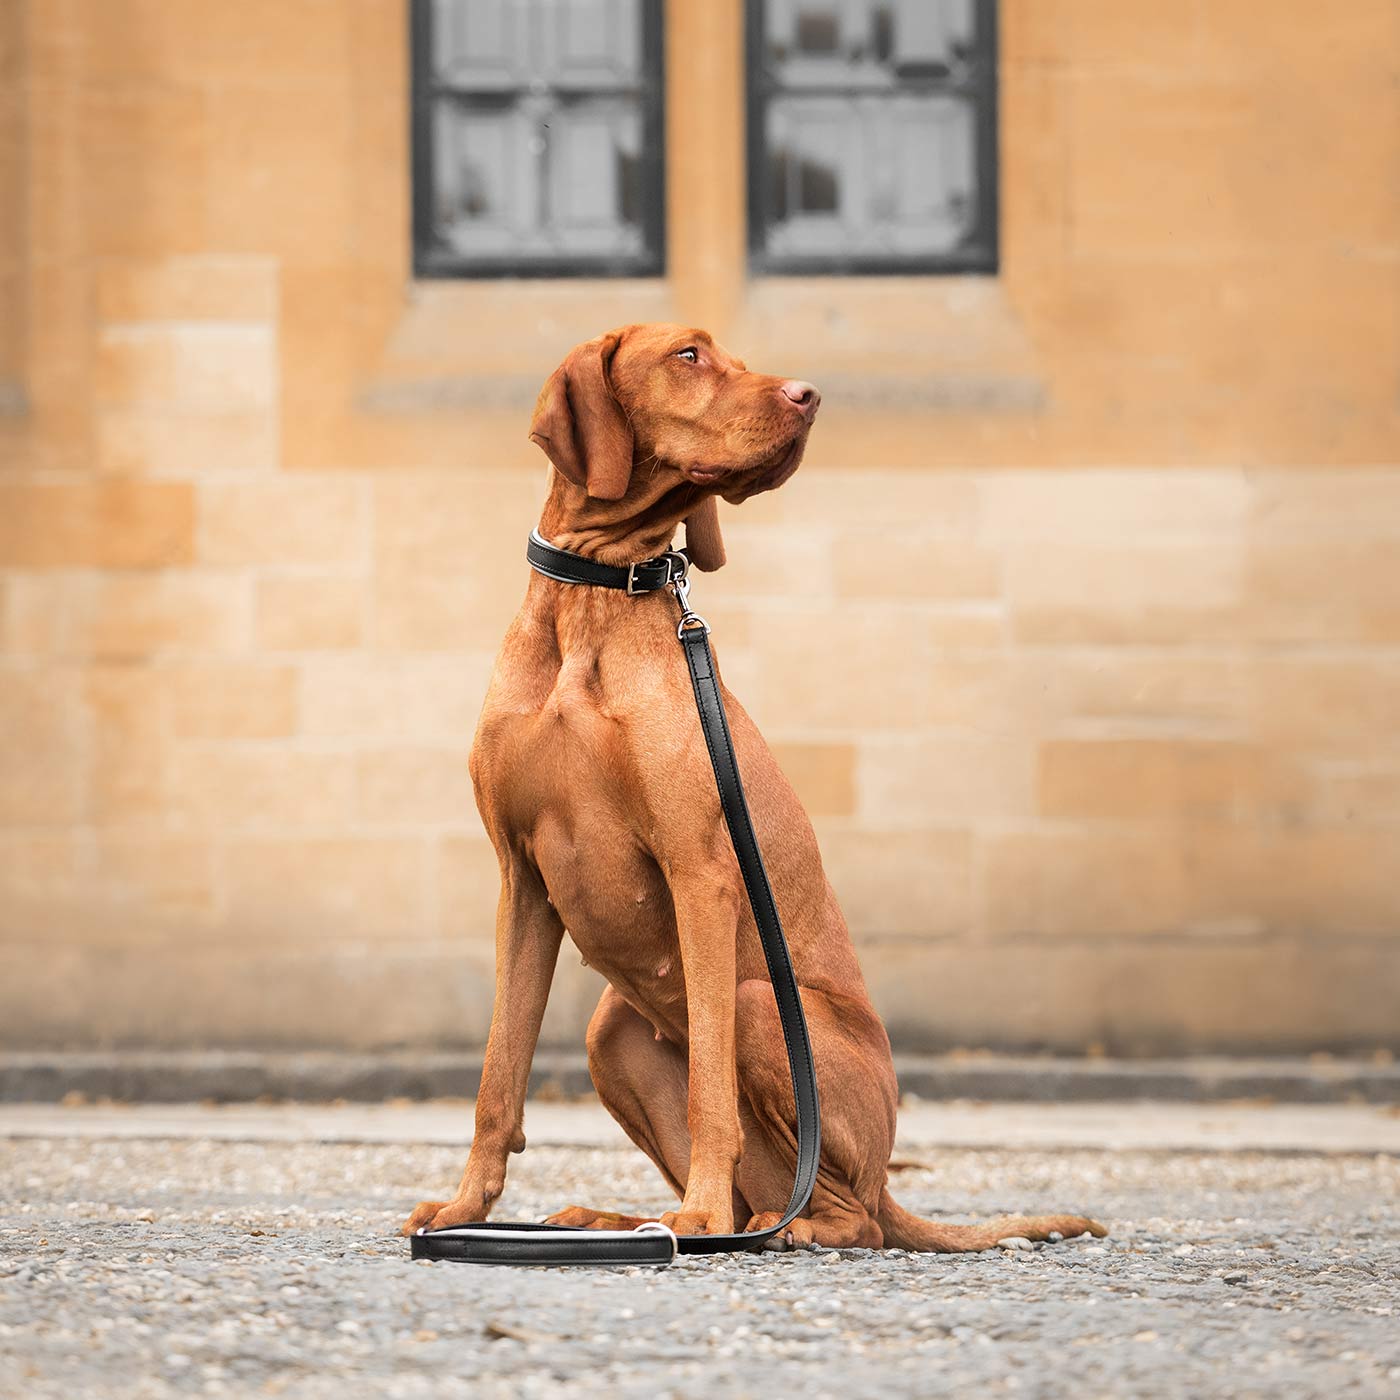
[[526, 528, 689, 595]]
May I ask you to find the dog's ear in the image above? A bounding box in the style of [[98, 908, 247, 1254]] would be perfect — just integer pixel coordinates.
[[528, 332, 634, 501], [684, 495, 726, 571]]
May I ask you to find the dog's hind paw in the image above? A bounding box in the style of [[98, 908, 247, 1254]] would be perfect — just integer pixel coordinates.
[[542, 1205, 655, 1230], [744, 1212, 815, 1251]]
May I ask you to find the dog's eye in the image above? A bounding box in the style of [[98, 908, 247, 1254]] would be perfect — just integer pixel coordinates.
[[676, 348, 698, 363]]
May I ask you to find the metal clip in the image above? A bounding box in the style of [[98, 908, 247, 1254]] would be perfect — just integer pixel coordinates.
[[632, 1220, 679, 1262], [670, 571, 711, 640]]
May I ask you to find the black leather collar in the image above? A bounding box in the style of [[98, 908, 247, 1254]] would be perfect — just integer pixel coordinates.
[[526, 529, 689, 595]]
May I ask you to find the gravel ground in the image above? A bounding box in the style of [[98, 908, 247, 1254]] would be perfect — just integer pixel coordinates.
[[2, 1133, 1398, 1399]]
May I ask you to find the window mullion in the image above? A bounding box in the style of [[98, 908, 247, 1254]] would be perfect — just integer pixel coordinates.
[[664, 0, 748, 325]]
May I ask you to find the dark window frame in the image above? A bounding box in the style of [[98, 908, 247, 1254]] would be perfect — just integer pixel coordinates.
[[745, 0, 999, 277], [410, 0, 667, 280]]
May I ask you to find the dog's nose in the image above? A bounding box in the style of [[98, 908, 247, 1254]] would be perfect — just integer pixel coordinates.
[[780, 380, 821, 420]]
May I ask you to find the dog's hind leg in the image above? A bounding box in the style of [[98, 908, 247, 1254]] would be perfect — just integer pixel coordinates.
[[731, 977, 1107, 1253], [544, 986, 751, 1230], [733, 979, 896, 1250]]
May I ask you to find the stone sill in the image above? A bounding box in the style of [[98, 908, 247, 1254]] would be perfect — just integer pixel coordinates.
[[358, 274, 1044, 418]]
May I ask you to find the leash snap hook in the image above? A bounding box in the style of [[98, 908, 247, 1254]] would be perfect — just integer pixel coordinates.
[[662, 549, 690, 586], [670, 571, 711, 641]]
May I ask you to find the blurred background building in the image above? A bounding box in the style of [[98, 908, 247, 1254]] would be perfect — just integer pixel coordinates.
[[1, 0, 1397, 1061]]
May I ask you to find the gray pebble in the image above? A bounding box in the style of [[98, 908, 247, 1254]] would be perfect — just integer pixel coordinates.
[[4, 1134, 1397, 1398]]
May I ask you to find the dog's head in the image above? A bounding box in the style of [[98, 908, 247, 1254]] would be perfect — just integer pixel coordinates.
[[528, 323, 820, 570]]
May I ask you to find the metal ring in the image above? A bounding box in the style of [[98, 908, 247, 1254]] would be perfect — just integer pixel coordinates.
[[676, 613, 711, 641], [632, 1221, 680, 1261]]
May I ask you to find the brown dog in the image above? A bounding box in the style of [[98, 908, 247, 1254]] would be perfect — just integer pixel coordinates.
[[403, 324, 1105, 1251]]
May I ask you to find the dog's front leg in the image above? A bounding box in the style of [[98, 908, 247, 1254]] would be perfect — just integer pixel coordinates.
[[660, 872, 742, 1236], [402, 861, 563, 1234]]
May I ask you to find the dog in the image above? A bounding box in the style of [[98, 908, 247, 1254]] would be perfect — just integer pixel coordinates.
[[403, 324, 1106, 1251]]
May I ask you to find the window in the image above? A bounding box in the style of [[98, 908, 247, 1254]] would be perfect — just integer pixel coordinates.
[[411, 0, 666, 277], [746, 0, 998, 275], [410, 0, 999, 283]]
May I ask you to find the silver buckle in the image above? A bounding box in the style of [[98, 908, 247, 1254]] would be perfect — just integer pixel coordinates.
[[627, 551, 689, 596]]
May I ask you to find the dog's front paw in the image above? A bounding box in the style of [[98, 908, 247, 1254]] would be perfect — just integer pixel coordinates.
[[400, 1192, 490, 1237], [659, 1175, 737, 1236], [658, 1209, 727, 1236]]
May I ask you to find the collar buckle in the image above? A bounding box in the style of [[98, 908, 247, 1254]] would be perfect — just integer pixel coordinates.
[[626, 550, 690, 596], [625, 559, 649, 595]]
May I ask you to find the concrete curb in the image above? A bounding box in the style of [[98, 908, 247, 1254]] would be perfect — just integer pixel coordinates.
[[2, 1050, 1397, 1104], [892, 1053, 1400, 1104], [5, 1099, 1399, 1154]]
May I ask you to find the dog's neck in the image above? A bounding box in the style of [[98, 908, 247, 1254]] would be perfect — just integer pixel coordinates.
[[536, 470, 707, 566]]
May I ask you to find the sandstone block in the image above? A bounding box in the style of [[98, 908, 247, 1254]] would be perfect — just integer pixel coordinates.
[[97, 410, 278, 475], [167, 665, 297, 739], [97, 325, 275, 413], [834, 532, 999, 600], [298, 658, 489, 739], [97, 256, 277, 322], [860, 736, 1035, 824], [983, 828, 1185, 939], [0, 671, 81, 824], [77, 574, 248, 657], [770, 742, 856, 817], [816, 825, 973, 940], [436, 835, 504, 945], [168, 746, 355, 829], [223, 837, 430, 942], [256, 576, 364, 651], [354, 745, 476, 825], [1038, 739, 1303, 821], [198, 478, 365, 568], [0, 482, 194, 569]]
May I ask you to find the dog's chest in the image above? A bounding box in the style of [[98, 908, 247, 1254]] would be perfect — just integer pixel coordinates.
[[476, 669, 681, 956], [479, 663, 632, 823]]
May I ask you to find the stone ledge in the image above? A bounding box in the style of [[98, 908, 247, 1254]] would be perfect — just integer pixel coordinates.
[[2, 1050, 1396, 1105]]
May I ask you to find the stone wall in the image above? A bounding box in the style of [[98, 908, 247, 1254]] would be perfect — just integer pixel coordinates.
[[1, 0, 1397, 1054]]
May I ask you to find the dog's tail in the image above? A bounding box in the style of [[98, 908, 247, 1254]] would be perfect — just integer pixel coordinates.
[[875, 1187, 1107, 1254]]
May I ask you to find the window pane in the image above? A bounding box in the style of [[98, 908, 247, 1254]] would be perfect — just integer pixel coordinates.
[[413, 0, 663, 278], [748, 0, 997, 275]]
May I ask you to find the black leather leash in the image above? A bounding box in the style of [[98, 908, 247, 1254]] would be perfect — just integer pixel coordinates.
[[410, 530, 822, 1267]]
